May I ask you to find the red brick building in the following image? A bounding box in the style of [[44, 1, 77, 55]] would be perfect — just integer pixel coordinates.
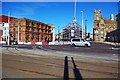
[[0, 15, 16, 23], [10, 18, 54, 43]]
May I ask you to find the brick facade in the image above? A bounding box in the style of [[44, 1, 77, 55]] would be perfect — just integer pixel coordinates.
[[10, 18, 53, 43]]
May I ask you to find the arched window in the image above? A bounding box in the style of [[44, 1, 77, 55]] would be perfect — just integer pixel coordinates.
[[110, 28, 113, 32], [106, 28, 108, 33]]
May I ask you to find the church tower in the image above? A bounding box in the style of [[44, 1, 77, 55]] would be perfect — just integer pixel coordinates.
[[94, 9, 101, 20]]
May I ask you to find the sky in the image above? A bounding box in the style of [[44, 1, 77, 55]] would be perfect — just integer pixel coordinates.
[[2, 2, 118, 34]]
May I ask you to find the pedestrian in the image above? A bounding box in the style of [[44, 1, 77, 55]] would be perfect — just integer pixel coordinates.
[[45, 37, 47, 42], [47, 38, 49, 45], [58, 37, 61, 45]]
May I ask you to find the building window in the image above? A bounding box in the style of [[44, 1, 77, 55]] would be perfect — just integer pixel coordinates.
[[13, 23, 15, 26], [95, 35, 98, 38], [14, 34, 15, 37], [100, 24, 104, 28], [106, 28, 108, 33], [101, 34, 104, 39], [110, 28, 113, 32], [32, 22, 34, 26], [19, 23, 21, 26], [13, 28, 16, 31], [95, 30, 98, 34], [19, 28, 21, 32], [19, 33, 21, 40], [101, 31, 103, 34]]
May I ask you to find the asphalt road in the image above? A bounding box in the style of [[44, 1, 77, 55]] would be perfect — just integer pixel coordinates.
[[2, 41, 119, 79], [2, 47, 119, 79], [2, 42, 118, 55], [41, 42, 118, 54]]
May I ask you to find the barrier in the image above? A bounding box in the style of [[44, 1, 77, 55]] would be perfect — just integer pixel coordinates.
[[42, 42, 48, 45], [31, 42, 36, 45]]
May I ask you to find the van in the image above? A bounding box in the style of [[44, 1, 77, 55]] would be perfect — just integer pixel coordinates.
[[70, 38, 91, 47]]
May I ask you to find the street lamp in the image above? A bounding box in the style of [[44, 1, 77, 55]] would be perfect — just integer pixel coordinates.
[[7, 12, 10, 45], [18, 19, 20, 44], [81, 11, 84, 39], [85, 19, 87, 38]]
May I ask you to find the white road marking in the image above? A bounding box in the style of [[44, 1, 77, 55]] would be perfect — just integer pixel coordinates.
[[111, 47, 120, 50]]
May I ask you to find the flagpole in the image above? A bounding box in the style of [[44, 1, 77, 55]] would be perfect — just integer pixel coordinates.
[[73, 0, 77, 22]]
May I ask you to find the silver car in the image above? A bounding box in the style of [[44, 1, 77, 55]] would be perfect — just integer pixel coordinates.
[[70, 38, 91, 47]]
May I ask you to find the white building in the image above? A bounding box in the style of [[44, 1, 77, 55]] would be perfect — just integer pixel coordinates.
[[0, 23, 3, 44], [3, 23, 9, 41], [0, 22, 10, 44]]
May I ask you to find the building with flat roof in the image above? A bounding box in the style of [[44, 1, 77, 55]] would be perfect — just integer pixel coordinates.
[[0, 15, 16, 44], [9, 18, 54, 43]]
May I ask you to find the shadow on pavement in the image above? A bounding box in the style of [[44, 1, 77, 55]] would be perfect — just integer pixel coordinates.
[[63, 56, 69, 80], [71, 57, 83, 80]]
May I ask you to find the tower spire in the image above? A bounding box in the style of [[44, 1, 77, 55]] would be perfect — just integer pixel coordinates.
[[73, 0, 76, 22]]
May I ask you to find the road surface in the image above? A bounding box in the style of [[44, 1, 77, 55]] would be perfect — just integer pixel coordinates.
[[2, 42, 119, 79]]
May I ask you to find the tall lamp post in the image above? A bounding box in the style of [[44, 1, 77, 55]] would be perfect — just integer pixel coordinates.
[[8, 12, 10, 45], [85, 19, 87, 38], [58, 26, 60, 37], [18, 19, 20, 44], [52, 26, 55, 42], [81, 11, 84, 39]]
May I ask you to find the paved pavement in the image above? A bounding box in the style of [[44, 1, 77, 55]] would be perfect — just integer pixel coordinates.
[[1, 42, 119, 79], [3, 42, 118, 59]]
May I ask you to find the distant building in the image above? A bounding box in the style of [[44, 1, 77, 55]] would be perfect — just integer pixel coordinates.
[[106, 11, 120, 42], [55, 32, 64, 41], [93, 9, 117, 42], [86, 33, 93, 40], [62, 0, 82, 41], [0, 30, 3, 36], [0, 24, 3, 42], [0, 15, 16, 44], [117, 14, 120, 29], [63, 22, 82, 41], [9, 18, 54, 43], [117, 1, 120, 29], [116, 8, 120, 42]]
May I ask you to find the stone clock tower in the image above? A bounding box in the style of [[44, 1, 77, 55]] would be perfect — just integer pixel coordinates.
[[94, 9, 101, 21], [93, 9, 116, 42]]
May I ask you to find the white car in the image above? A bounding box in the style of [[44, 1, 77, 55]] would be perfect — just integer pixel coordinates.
[[70, 38, 91, 47]]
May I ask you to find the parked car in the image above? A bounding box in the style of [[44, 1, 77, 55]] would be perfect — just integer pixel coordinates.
[[70, 38, 91, 47]]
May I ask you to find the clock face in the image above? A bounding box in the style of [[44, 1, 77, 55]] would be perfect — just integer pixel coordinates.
[[96, 13, 98, 16]]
